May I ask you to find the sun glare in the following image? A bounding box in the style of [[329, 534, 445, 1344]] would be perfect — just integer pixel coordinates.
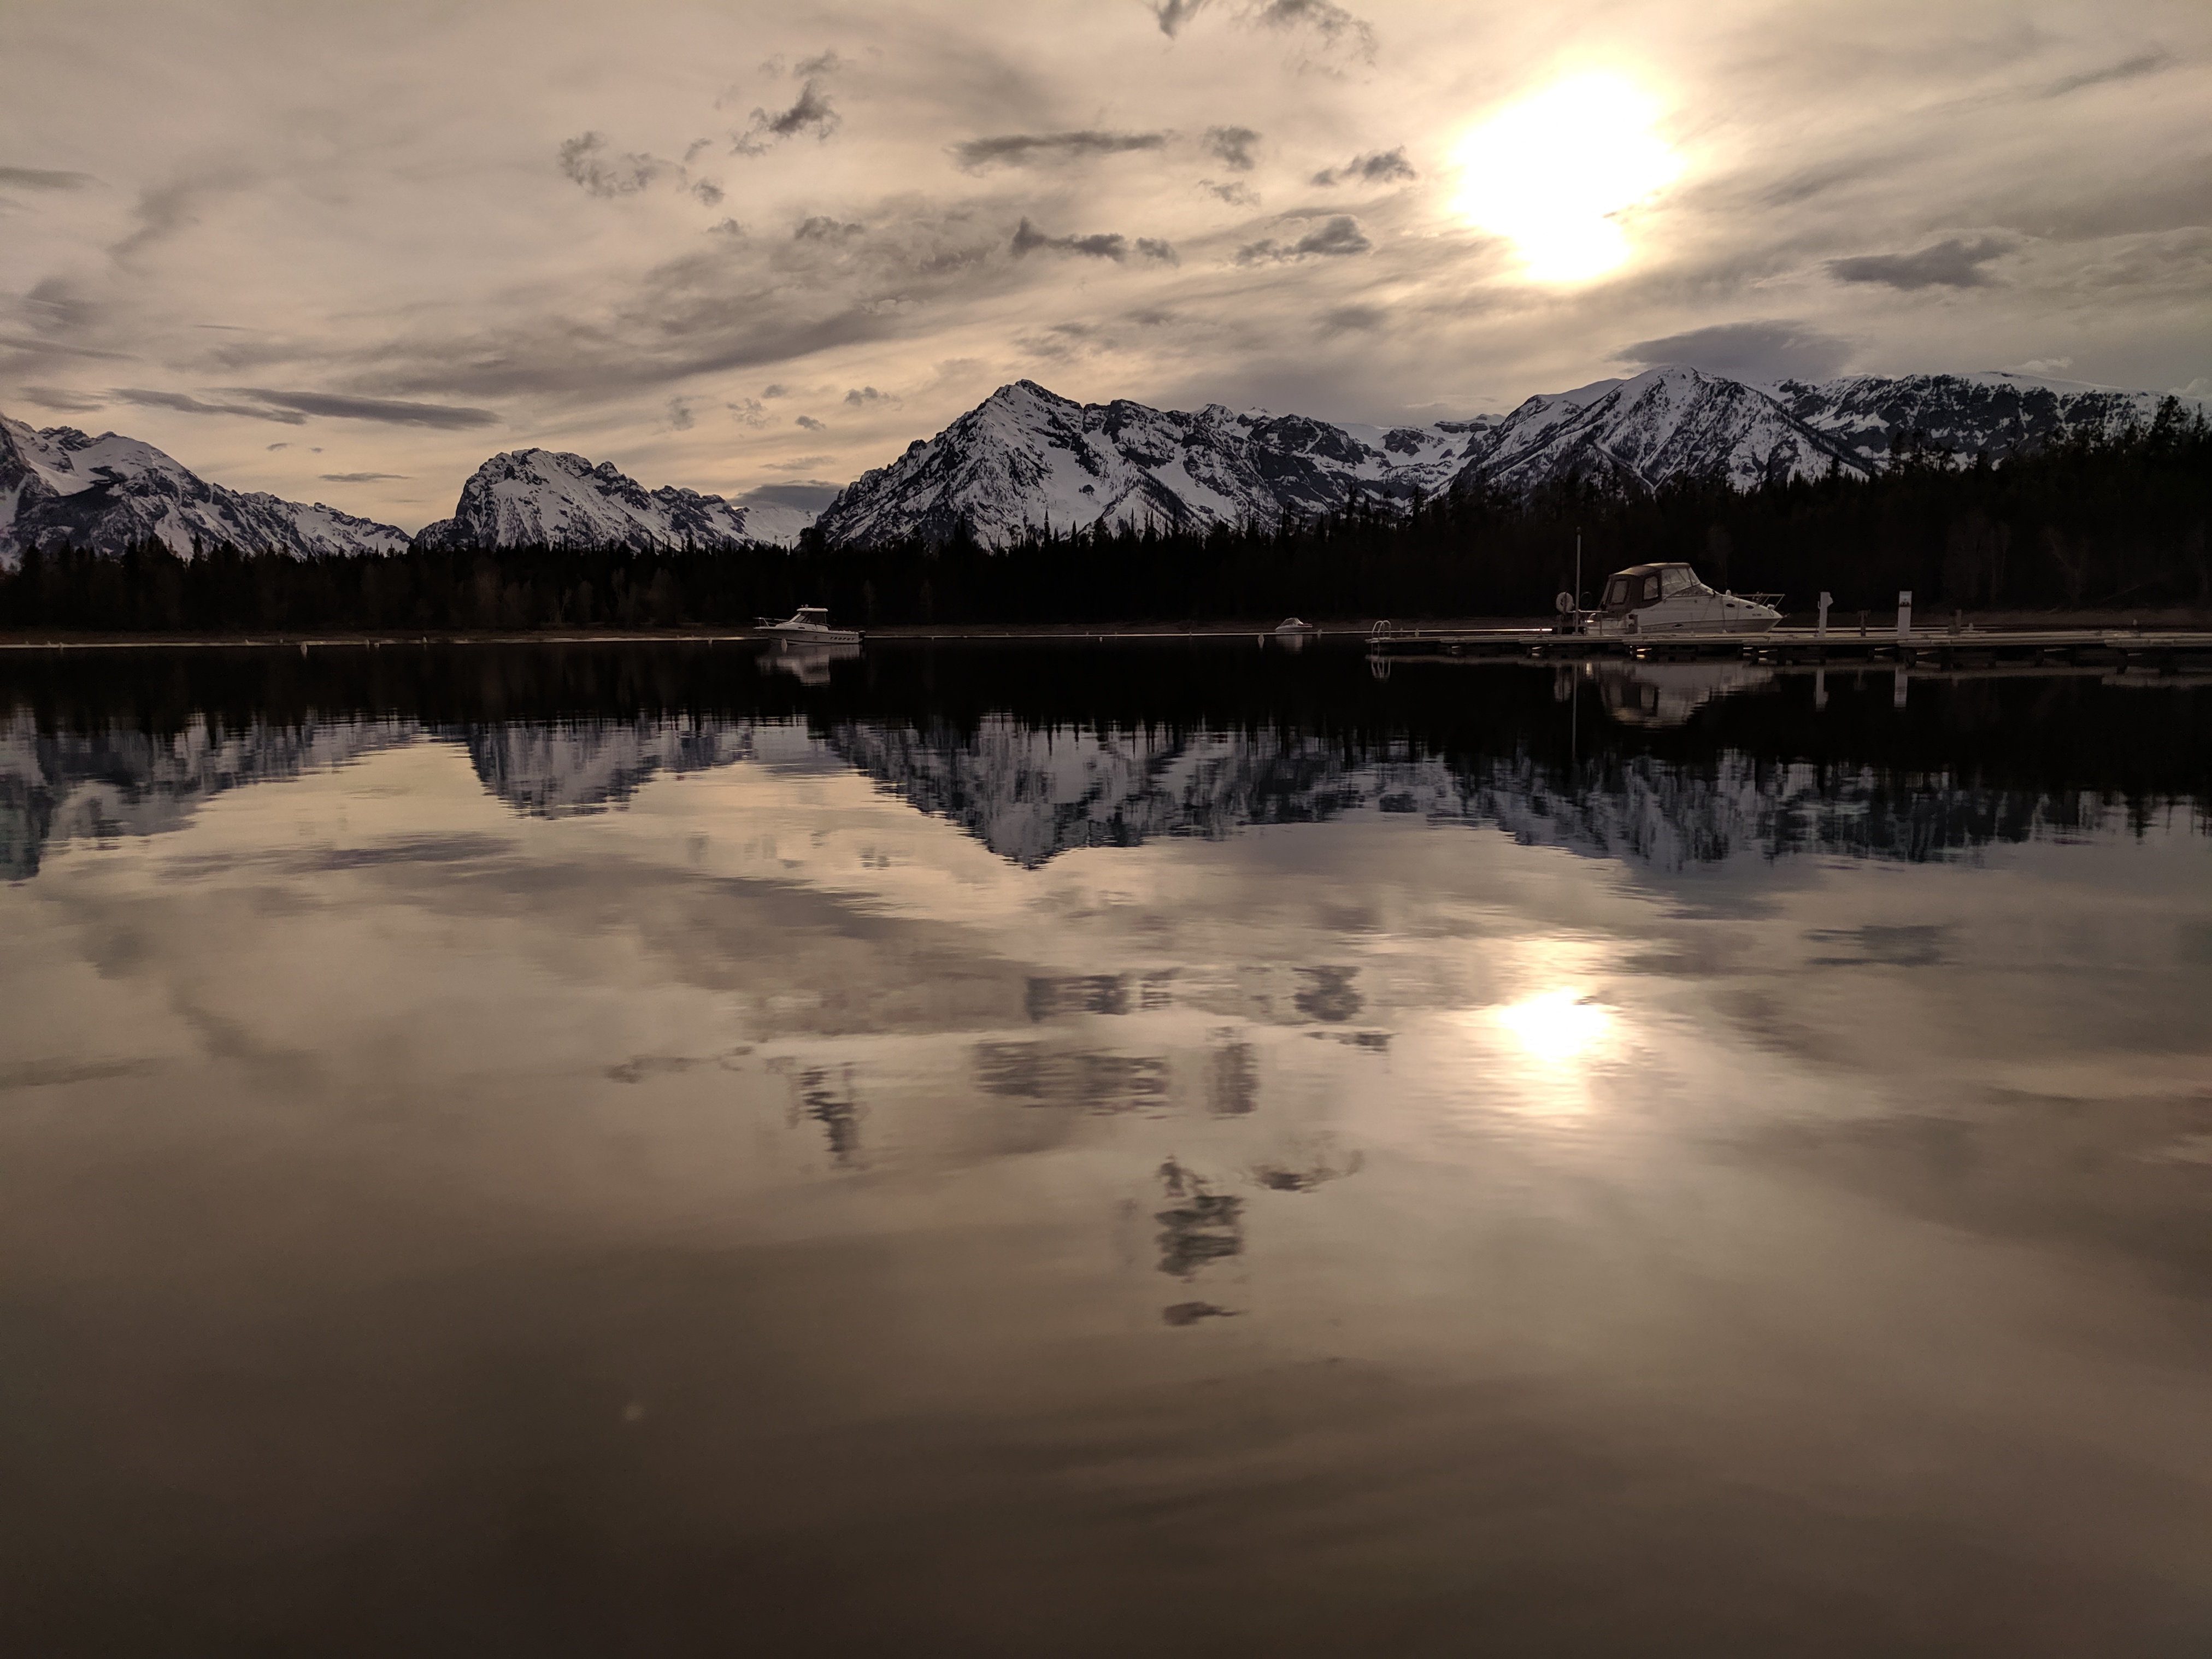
[[1496, 989, 1611, 1064], [1452, 73, 1680, 282]]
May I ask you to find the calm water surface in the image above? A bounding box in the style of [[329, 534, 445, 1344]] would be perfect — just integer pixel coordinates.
[[4, 641, 2210, 1656]]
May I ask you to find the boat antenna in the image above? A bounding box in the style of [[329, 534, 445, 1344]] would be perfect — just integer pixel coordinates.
[[1574, 527, 1581, 611]]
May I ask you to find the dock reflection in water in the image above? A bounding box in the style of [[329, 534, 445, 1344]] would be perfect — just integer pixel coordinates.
[[2, 640, 2209, 1656]]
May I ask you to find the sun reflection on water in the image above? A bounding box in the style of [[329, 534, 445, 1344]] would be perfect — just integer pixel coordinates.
[[1496, 988, 1613, 1064]]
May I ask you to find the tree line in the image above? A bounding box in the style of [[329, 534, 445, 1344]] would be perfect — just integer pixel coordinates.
[[3, 399, 2204, 633]]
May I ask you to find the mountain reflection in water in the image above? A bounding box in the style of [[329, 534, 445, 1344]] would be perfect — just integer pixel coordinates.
[[4, 640, 2204, 879], [2, 639, 2210, 1656]]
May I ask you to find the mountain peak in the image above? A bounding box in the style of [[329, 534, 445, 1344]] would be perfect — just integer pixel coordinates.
[[1, 409, 409, 564], [412, 445, 809, 550], [812, 385, 1474, 548]]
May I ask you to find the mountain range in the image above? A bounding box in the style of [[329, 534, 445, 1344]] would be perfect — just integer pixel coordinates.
[[2, 368, 2195, 564]]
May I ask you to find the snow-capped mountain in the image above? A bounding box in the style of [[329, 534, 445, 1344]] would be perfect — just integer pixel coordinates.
[[811, 381, 1482, 547], [814, 366, 2205, 545], [1775, 371, 2186, 469], [1450, 367, 2203, 498], [413, 448, 809, 551], [0, 414, 411, 565], [1448, 365, 1868, 496]]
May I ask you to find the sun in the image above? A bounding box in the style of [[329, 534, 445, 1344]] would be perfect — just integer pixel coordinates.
[[1451, 73, 1681, 282]]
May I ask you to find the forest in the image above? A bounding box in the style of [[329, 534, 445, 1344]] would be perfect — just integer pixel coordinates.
[[3, 398, 2205, 633]]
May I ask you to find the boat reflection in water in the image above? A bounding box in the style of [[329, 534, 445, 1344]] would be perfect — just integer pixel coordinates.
[[763, 637, 863, 686], [1591, 658, 1778, 728], [1, 639, 2209, 1655]]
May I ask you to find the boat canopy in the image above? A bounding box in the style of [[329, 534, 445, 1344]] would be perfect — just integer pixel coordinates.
[[1600, 563, 1709, 609]]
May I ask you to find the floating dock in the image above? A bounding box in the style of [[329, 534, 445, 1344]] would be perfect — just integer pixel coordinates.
[[1367, 626, 2212, 673]]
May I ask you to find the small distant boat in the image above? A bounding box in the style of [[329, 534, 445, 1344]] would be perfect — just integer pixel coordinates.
[[1581, 563, 1781, 636], [757, 605, 863, 644], [1275, 617, 1317, 634]]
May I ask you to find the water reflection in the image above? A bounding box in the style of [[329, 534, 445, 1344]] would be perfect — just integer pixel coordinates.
[[7, 649, 2204, 880], [1593, 658, 1774, 727], [2, 642, 2210, 1653]]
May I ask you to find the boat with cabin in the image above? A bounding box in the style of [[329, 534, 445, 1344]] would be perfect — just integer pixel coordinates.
[[1580, 563, 1781, 636], [757, 605, 864, 644]]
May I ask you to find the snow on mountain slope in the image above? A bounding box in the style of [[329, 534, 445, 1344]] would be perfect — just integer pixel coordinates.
[[413, 448, 804, 550], [1446, 365, 1869, 498], [1774, 371, 2198, 469], [811, 381, 1486, 548], [0, 414, 411, 564]]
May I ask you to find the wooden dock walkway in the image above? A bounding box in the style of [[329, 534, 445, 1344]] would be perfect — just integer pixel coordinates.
[[1367, 626, 2212, 673]]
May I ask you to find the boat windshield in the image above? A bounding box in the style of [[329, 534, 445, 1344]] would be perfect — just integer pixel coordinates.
[[1660, 567, 1703, 598]]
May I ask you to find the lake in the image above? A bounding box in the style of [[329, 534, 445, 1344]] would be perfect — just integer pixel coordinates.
[[4, 638, 2210, 1656]]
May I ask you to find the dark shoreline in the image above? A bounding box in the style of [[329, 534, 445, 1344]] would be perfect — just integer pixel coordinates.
[[5, 607, 2211, 650]]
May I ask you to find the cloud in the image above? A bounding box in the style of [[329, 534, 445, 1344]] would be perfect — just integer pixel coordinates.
[[767, 455, 832, 471], [319, 471, 408, 483], [729, 398, 770, 426], [2007, 357, 2073, 375], [690, 179, 725, 207], [1151, 0, 1214, 34], [1234, 214, 1370, 263], [112, 386, 308, 423], [795, 414, 826, 430], [1011, 218, 1132, 260], [1135, 238, 1180, 265], [1615, 320, 1855, 384], [1016, 321, 1109, 362], [734, 77, 840, 154], [267, 442, 289, 450], [761, 384, 790, 398], [1826, 236, 2014, 290], [737, 480, 842, 512], [795, 50, 847, 77], [1253, 0, 1376, 62], [225, 389, 502, 427], [2044, 49, 2169, 98], [666, 396, 696, 431], [0, 166, 95, 190], [20, 386, 105, 412], [1203, 127, 1260, 171], [110, 172, 248, 262], [1200, 179, 1259, 207], [795, 216, 864, 241], [844, 385, 890, 407], [558, 132, 668, 197], [1317, 304, 1385, 334], [1311, 147, 1414, 187], [952, 131, 1171, 170]]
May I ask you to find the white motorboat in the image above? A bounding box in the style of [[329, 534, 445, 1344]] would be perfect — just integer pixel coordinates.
[[1274, 616, 1317, 634], [757, 605, 863, 644], [1581, 563, 1781, 636]]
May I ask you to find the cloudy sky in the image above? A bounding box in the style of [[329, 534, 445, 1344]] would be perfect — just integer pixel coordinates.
[[3, 0, 2205, 531]]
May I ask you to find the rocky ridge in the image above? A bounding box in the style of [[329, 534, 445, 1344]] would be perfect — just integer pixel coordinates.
[[0, 415, 411, 565], [413, 448, 812, 551]]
